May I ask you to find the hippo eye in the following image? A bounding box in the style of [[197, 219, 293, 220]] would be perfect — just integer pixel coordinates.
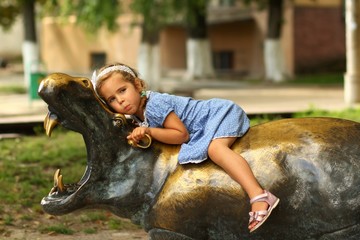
[[112, 114, 126, 127], [82, 79, 90, 88], [113, 118, 124, 127]]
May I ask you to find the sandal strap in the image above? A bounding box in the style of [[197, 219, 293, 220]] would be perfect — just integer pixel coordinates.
[[250, 192, 268, 204], [249, 210, 268, 222]]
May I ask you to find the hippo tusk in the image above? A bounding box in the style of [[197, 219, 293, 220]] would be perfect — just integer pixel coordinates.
[[49, 169, 66, 194], [53, 169, 60, 187], [128, 134, 152, 149], [44, 112, 59, 137], [58, 175, 65, 192]]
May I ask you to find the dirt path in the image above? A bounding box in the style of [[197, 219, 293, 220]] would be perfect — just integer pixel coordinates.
[[4, 227, 148, 240]]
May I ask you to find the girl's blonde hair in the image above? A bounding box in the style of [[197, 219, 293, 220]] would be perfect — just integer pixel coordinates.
[[94, 62, 146, 98]]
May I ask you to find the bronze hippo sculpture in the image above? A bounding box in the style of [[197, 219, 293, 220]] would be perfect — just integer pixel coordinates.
[[38, 73, 360, 240]]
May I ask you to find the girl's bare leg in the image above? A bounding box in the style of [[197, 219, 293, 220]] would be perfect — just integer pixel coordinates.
[[208, 138, 268, 229]]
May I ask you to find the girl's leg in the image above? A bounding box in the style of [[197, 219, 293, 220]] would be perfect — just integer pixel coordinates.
[[208, 137, 268, 229]]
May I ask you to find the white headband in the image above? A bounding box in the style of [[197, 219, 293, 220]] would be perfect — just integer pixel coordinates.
[[91, 65, 136, 89]]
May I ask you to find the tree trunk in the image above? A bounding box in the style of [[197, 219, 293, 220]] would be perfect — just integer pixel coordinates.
[[137, 24, 161, 91], [185, 1, 214, 81], [344, 0, 360, 105], [21, 0, 40, 88], [264, 0, 285, 82]]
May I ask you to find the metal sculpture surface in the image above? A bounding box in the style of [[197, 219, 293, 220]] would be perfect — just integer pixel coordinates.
[[39, 73, 360, 240]]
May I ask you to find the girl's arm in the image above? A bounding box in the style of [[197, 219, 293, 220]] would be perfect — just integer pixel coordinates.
[[127, 112, 189, 145]]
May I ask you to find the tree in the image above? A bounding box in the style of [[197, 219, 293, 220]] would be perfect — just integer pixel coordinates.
[[45, 0, 176, 91], [264, 0, 285, 82], [0, 0, 19, 31], [43, 0, 120, 33], [184, 0, 215, 81], [130, 0, 177, 90], [243, 0, 285, 82], [0, 0, 44, 87], [21, 0, 40, 88]]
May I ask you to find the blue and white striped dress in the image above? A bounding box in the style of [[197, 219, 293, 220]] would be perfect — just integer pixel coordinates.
[[136, 91, 250, 164]]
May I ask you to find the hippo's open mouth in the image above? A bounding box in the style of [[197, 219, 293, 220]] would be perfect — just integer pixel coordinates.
[[37, 73, 115, 215], [40, 109, 92, 212]]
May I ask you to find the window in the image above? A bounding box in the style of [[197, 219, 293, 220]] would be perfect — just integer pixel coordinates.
[[90, 52, 106, 69], [213, 51, 234, 70]]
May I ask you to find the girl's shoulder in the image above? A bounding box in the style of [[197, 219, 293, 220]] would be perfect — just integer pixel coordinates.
[[148, 91, 189, 103]]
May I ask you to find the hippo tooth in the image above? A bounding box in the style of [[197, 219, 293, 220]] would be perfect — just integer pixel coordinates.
[[57, 174, 65, 192], [53, 169, 61, 187], [44, 112, 59, 137], [51, 168, 66, 193], [49, 169, 61, 195]]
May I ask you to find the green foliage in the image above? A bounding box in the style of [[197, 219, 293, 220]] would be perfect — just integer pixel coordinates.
[[241, 0, 271, 10], [130, 0, 184, 37], [0, 0, 48, 31], [42, 0, 121, 33], [0, 0, 20, 31], [183, 0, 209, 26]]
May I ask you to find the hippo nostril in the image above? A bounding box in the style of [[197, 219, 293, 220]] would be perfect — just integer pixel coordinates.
[[82, 79, 90, 88]]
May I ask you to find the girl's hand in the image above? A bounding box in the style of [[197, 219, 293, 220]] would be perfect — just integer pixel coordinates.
[[127, 127, 149, 143]]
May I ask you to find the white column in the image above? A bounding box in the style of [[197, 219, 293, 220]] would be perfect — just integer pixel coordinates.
[[22, 41, 39, 88], [344, 0, 360, 105], [264, 39, 285, 82], [137, 43, 161, 91]]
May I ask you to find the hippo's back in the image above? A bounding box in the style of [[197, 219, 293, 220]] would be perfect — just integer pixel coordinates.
[[147, 118, 360, 240]]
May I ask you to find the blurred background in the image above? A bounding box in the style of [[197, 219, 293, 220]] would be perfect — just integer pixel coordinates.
[[0, 0, 356, 94], [1, 0, 360, 239]]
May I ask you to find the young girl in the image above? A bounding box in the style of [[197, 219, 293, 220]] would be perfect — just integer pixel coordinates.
[[91, 62, 279, 232]]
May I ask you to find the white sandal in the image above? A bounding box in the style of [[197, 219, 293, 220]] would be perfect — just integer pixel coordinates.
[[248, 190, 280, 233]]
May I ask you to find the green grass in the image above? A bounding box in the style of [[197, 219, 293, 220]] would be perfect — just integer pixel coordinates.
[[250, 107, 360, 126], [0, 129, 87, 209], [40, 224, 75, 235], [0, 85, 27, 94], [0, 128, 141, 235], [290, 73, 344, 85], [293, 107, 360, 122]]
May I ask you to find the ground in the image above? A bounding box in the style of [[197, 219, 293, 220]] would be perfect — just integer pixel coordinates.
[[1, 208, 148, 240], [4, 227, 148, 240]]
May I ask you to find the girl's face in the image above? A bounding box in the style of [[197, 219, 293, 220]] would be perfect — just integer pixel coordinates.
[[98, 72, 143, 117]]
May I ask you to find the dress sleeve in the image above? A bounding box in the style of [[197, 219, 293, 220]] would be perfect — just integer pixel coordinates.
[[145, 93, 175, 127]]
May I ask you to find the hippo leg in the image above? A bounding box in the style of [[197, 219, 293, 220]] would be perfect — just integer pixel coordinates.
[[318, 224, 360, 240], [148, 229, 195, 240]]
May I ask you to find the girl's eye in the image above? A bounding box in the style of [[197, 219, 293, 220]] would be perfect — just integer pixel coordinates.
[[119, 88, 126, 93], [108, 97, 115, 103]]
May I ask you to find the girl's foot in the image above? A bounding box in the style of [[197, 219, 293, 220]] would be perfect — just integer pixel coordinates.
[[248, 190, 280, 233]]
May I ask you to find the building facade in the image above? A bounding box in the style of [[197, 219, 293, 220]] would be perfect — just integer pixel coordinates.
[[40, 0, 345, 79]]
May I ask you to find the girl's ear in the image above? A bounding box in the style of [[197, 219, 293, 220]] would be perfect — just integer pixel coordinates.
[[134, 78, 144, 91]]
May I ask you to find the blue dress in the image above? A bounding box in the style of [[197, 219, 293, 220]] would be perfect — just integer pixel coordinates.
[[134, 91, 250, 164]]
